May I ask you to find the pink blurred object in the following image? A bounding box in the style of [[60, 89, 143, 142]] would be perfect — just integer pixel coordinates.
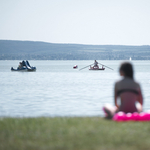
[[112, 112, 150, 122]]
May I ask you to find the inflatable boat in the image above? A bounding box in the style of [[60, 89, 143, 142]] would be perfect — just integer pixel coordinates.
[[11, 60, 36, 72]]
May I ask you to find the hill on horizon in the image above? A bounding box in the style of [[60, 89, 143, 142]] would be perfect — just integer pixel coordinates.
[[0, 40, 150, 60]]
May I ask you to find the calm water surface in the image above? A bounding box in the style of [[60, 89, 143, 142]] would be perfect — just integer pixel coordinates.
[[0, 60, 150, 117]]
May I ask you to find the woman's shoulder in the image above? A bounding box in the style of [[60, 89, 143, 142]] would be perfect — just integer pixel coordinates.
[[115, 77, 141, 88], [115, 78, 127, 85]]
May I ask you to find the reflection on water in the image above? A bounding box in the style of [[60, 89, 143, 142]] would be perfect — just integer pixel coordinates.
[[0, 60, 150, 117]]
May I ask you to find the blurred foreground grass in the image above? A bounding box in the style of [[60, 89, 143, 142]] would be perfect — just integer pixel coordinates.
[[0, 117, 150, 150]]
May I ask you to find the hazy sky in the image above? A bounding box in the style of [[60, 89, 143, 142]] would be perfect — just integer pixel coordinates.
[[0, 0, 150, 45]]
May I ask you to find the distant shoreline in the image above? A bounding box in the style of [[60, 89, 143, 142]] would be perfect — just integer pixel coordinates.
[[0, 40, 150, 60]]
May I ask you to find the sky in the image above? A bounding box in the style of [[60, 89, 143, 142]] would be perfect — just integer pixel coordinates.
[[0, 0, 150, 45]]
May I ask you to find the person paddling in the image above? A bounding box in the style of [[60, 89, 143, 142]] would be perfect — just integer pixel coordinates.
[[94, 60, 99, 68]]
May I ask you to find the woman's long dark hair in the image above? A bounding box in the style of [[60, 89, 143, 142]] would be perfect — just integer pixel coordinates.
[[119, 62, 134, 79]]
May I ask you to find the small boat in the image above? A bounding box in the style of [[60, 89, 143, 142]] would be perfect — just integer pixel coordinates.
[[11, 60, 36, 72], [89, 65, 105, 70], [79, 60, 113, 71]]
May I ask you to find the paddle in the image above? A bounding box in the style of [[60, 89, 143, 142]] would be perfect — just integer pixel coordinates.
[[98, 62, 113, 70], [79, 63, 94, 71]]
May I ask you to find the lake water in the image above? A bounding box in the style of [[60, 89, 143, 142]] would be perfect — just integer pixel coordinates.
[[0, 60, 150, 117]]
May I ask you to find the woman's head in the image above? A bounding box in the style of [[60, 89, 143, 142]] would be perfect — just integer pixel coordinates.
[[119, 62, 134, 79]]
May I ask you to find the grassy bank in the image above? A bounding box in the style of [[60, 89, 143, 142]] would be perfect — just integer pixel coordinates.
[[0, 117, 150, 150]]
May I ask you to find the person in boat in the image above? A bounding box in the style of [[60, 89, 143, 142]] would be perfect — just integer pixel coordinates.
[[93, 60, 99, 68], [103, 62, 143, 119], [18, 62, 23, 69]]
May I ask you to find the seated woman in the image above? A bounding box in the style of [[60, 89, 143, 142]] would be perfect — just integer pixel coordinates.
[[103, 62, 143, 119]]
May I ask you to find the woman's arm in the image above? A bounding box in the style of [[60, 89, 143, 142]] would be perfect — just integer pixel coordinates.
[[114, 83, 119, 108], [137, 87, 143, 105]]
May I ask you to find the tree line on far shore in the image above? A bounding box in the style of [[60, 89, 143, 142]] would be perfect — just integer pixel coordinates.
[[0, 40, 150, 60]]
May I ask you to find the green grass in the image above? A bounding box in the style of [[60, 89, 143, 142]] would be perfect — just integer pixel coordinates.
[[0, 117, 150, 150]]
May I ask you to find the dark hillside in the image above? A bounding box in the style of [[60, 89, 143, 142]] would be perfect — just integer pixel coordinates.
[[0, 40, 150, 60]]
